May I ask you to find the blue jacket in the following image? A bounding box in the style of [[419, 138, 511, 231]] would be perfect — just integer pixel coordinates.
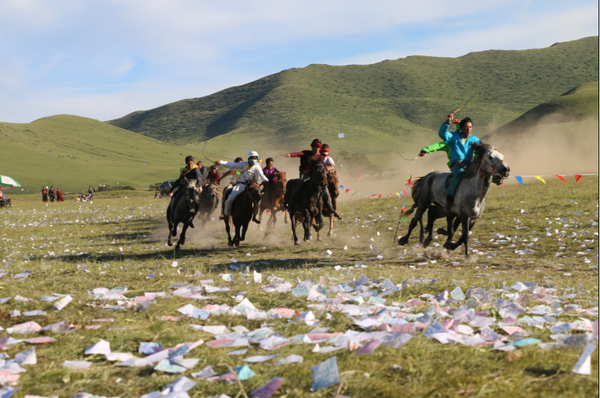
[[438, 122, 480, 164]]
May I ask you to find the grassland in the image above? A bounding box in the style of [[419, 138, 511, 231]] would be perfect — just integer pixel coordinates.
[[0, 115, 189, 194], [0, 175, 597, 397]]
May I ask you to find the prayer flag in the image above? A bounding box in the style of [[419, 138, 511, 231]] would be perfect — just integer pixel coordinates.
[[515, 176, 524, 185], [556, 175, 566, 183], [575, 174, 582, 183], [534, 176, 546, 184]]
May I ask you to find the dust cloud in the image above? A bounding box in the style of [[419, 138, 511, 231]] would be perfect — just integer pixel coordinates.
[[483, 115, 599, 177]]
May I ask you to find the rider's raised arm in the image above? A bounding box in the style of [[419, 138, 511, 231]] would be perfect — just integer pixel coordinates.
[[218, 160, 247, 169], [438, 121, 453, 143]]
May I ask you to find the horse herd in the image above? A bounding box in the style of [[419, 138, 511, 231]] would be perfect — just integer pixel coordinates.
[[165, 158, 341, 251], [165, 143, 510, 259]]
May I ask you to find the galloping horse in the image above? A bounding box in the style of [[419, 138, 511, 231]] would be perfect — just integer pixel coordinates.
[[285, 158, 327, 245], [399, 143, 510, 258], [198, 182, 219, 225], [318, 170, 341, 239], [225, 177, 262, 247], [257, 171, 288, 235], [167, 177, 200, 251]]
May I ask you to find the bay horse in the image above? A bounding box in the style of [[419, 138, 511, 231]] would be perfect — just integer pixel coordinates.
[[225, 177, 262, 247], [318, 170, 341, 239], [167, 177, 200, 251], [398, 143, 510, 258], [198, 182, 220, 225], [257, 171, 288, 235], [285, 158, 327, 245]]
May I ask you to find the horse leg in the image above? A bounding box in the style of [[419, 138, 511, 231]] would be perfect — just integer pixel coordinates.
[[327, 214, 334, 237], [178, 223, 190, 247], [225, 216, 233, 246], [423, 206, 444, 247], [398, 203, 427, 245], [240, 220, 249, 242], [289, 213, 299, 245], [167, 223, 174, 246]]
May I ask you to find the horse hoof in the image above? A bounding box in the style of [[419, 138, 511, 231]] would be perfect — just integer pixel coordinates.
[[167, 242, 173, 247], [228, 240, 234, 247], [443, 242, 453, 250], [436, 228, 449, 236], [398, 237, 408, 246], [317, 238, 322, 242]]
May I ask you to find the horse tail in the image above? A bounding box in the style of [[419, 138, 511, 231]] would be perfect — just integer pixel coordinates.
[[403, 203, 417, 217]]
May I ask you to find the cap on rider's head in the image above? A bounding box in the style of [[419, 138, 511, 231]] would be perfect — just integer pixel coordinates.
[[248, 151, 259, 159], [311, 139, 322, 148], [320, 144, 330, 155]]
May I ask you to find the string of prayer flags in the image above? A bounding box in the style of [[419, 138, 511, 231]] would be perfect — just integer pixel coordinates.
[[514, 174, 595, 185]]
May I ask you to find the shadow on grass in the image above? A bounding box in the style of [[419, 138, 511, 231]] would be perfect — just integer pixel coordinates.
[[524, 366, 563, 378]]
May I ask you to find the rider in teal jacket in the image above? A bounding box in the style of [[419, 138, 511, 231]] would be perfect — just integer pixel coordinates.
[[438, 113, 480, 210]]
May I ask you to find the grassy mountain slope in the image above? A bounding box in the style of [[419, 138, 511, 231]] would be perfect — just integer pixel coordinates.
[[484, 81, 599, 139], [0, 115, 189, 194], [109, 37, 598, 156]]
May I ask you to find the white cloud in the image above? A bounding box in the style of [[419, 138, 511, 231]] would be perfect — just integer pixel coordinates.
[[0, 0, 596, 123]]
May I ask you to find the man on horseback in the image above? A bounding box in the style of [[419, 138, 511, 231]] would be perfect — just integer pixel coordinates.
[[169, 155, 204, 227], [439, 112, 480, 211], [216, 151, 268, 224], [285, 139, 339, 217], [317, 144, 341, 219], [262, 158, 280, 182]]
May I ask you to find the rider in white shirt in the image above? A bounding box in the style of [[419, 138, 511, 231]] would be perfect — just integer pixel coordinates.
[[217, 151, 268, 223]]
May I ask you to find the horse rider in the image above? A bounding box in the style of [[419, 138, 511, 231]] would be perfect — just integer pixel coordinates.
[[169, 155, 204, 227], [219, 157, 243, 219], [439, 112, 481, 211], [284, 139, 339, 217], [418, 142, 453, 169], [317, 144, 341, 219], [262, 157, 280, 182], [196, 160, 208, 181], [205, 164, 221, 186], [216, 151, 269, 224]]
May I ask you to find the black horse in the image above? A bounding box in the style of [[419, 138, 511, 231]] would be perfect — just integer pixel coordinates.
[[167, 177, 200, 251], [225, 177, 262, 247], [285, 158, 327, 245], [198, 182, 220, 225]]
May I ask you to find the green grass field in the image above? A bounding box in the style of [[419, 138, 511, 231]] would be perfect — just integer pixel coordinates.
[[0, 175, 597, 397]]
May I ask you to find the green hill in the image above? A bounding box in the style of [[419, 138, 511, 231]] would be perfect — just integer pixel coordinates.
[[484, 81, 599, 139], [109, 37, 598, 160], [0, 115, 190, 194]]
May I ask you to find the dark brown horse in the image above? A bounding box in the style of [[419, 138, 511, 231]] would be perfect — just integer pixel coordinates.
[[319, 170, 341, 239], [198, 182, 219, 225], [285, 158, 327, 245], [257, 171, 288, 235], [167, 177, 200, 252], [225, 178, 262, 247]]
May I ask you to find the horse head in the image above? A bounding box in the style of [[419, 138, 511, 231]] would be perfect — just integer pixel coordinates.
[[327, 170, 340, 198], [309, 158, 327, 187], [246, 177, 263, 203], [474, 143, 510, 185], [273, 171, 287, 193]]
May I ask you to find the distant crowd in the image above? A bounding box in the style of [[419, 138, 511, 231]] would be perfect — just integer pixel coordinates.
[[40, 185, 95, 202]]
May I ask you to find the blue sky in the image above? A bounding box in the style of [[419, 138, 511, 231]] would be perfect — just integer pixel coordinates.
[[0, 0, 597, 123]]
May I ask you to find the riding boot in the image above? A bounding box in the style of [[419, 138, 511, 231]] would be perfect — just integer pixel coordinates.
[[252, 215, 261, 224], [445, 194, 454, 212]]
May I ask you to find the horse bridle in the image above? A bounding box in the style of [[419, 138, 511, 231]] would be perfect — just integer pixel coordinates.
[[481, 153, 505, 177]]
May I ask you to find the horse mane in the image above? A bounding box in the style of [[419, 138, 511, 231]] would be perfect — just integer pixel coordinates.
[[463, 142, 493, 179]]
